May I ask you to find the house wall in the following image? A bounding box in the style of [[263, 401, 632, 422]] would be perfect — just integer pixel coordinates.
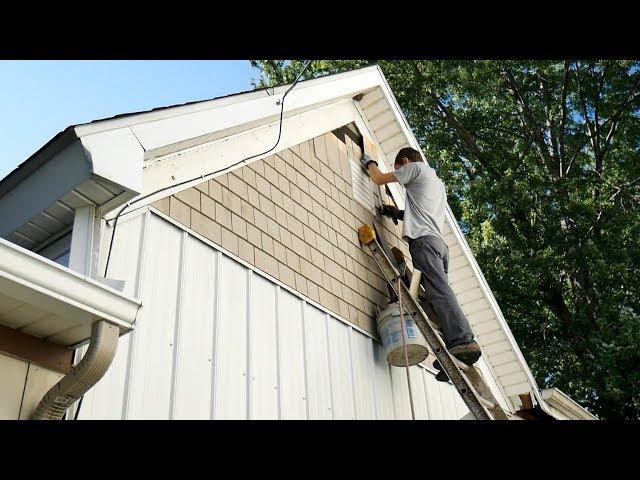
[[141, 128, 510, 416], [78, 209, 469, 419], [0, 352, 64, 419], [151, 130, 411, 337]]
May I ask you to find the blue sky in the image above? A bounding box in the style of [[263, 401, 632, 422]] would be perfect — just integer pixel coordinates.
[[0, 60, 259, 179]]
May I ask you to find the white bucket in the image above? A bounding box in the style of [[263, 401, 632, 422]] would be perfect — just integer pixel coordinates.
[[377, 302, 429, 367]]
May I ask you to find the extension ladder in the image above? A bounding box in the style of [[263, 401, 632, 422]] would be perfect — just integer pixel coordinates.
[[358, 224, 510, 420]]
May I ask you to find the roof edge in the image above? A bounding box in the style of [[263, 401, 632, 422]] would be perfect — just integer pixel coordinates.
[[542, 388, 597, 420], [74, 64, 382, 137], [0, 127, 78, 201]]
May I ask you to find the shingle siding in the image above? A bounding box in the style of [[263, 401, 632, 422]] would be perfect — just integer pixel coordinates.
[[152, 130, 410, 337]]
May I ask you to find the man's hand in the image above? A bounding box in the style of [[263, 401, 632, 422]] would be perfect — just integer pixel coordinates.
[[378, 204, 404, 225], [360, 154, 378, 173]]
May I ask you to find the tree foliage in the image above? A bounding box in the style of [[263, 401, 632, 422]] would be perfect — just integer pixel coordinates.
[[251, 60, 640, 419]]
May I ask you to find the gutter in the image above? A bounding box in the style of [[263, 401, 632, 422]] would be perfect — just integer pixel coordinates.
[[0, 237, 140, 336]]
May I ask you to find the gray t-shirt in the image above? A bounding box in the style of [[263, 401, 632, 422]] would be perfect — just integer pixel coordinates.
[[393, 162, 446, 242]]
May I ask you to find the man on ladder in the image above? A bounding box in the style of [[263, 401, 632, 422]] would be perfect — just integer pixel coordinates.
[[361, 147, 481, 378]]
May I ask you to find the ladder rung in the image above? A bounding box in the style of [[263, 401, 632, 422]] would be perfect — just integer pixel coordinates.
[[478, 395, 497, 411]]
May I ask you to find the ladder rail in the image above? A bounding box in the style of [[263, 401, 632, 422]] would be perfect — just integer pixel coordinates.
[[359, 225, 509, 420]]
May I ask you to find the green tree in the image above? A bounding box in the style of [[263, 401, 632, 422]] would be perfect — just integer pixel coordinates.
[[251, 60, 640, 420]]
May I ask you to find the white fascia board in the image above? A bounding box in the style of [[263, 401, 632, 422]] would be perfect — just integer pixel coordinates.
[[104, 99, 360, 220], [0, 237, 140, 344], [72, 66, 383, 140], [371, 65, 542, 407], [127, 71, 380, 152], [72, 67, 381, 157]]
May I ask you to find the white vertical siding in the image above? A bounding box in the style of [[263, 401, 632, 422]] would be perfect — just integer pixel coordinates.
[[350, 330, 376, 420], [172, 236, 216, 419], [127, 214, 181, 419], [372, 342, 395, 420], [213, 255, 248, 419], [349, 156, 379, 214], [77, 212, 147, 420], [423, 370, 444, 419], [439, 380, 457, 420], [277, 288, 308, 419], [327, 319, 356, 420], [303, 306, 333, 419], [248, 274, 278, 419], [391, 364, 413, 420], [82, 210, 475, 420], [0, 354, 28, 419], [409, 367, 429, 419]]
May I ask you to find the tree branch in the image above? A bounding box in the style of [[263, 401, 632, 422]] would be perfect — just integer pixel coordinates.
[[539, 71, 561, 167], [592, 63, 604, 157], [575, 62, 600, 158], [559, 60, 570, 175], [503, 67, 556, 177], [408, 62, 505, 178], [598, 79, 640, 159], [539, 278, 573, 327]]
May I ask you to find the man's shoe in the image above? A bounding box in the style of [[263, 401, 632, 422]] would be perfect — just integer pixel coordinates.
[[432, 359, 450, 382], [449, 341, 482, 365]]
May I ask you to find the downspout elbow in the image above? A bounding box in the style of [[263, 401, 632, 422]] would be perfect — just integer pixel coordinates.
[[32, 320, 119, 420]]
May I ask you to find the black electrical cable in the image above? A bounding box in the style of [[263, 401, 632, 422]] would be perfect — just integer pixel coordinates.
[[102, 60, 312, 278], [73, 61, 313, 421], [73, 395, 83, 420]]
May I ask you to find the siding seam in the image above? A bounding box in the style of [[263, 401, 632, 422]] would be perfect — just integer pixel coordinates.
[[388, 362, 398, 420], [347, 327, 358, 420], [323, 313, 335, 420], [369, 338, 378, 420], [210, 250, 221, 420], [168, 231, 187, 419], [275, 285, 282, 420], [422, 369, 432, 420], [300, 301, 310, 420], [121, 210, 150, 420], [246, 270, 252, 420]]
